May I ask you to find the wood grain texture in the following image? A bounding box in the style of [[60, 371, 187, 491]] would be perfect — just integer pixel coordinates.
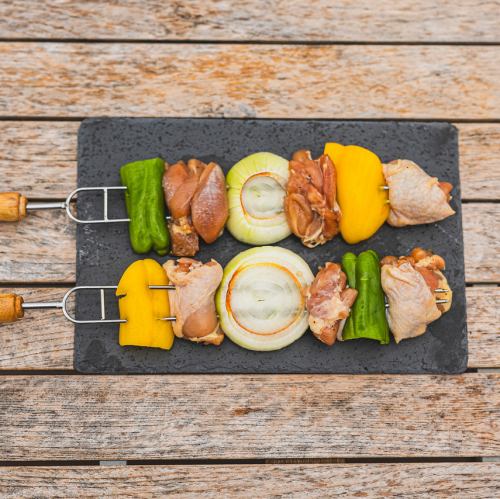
[[467, 286, 500, 368], [0, 203, 495, 283], [0, 463, 499, 498], [0, 44, 498, 119], [0, 0, 499, 42], [0, 288, 73, 369], [0, 374, 498, 459], [458, 124, 500, 201], [0, 286, 497, 370], [1, 122, 499, 200], [0, 209, 74, 283], [0, 122, 77, 198], [463, 203, 499, 282]]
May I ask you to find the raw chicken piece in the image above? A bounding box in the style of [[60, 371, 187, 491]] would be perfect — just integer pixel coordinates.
[[381, 263, 440, 343], [381, 248, 452, 343], [306, 262, 358, 346], [167, 217, 199, 257], [285, 150, 341, 248], [163, 160, 200, 219], [191, 162, 229, 244], [383, 159, 455, 227], [163, 159, 228, 254], [163, 160, 200, 256], [164, 159, 228, 253], [410, 247, 452, 314], [164, 258, 224, 345]]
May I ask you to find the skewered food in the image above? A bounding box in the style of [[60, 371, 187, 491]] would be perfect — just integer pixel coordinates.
[[306, 262, 358, 346], [226, 152, 291, 245], [284, 150, 341, 248], [163, 159, 228, 255], [191, 161, 229, 243], [340, 250, 390, 344], [410, 247, 452, 313], [121, 158, 170, 256], [163, 159, 201, 219], [381, 248, 452, 343], [381, 261, 440, 343], [167, 217, 199, 257], [165, 257, 224, 345], [163, 160, 199, 257], [116, 259, 174, 350], [383, 159, 455, 227], [324, 143, 389, 244], [163, 159, 228, 256], [216, 246, 314, 351]]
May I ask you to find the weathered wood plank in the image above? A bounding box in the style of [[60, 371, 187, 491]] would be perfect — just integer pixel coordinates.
[[0, 463, 499, 497], [0, 209, 74, 283], [463, 204, 500, 282], [0, 0, 498, 42], [1, 122, 499, 200], [0, 44, 498, 119], [0, 286, 497, 370], [0, 288, 73, 370], [0, 374, 498, 459], [458, 124, 500, 201], [467, 286, 500, 369], [0, 203, 495, 283], [0, 122, 78, 198]]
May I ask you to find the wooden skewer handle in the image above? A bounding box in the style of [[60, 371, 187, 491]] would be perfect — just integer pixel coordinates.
[[0, 293, 24, 323], [0, 192, 28, 221]]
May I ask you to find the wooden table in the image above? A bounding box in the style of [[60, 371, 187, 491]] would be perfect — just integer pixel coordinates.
[[0, 1, 498, 496]]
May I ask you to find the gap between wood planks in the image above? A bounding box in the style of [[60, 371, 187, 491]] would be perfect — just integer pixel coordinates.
[[0, 368, 483, 376], [1, 463, 498, 497], [0, 456, 484, 468], [0, 457, 484, 467], [2, 117, 500, 123], [0, 39, 500, 46]]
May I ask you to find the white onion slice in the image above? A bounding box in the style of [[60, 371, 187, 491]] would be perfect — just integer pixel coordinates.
[[241, 173, 286, 220], [216, 247, 314, 351], [226, 152, 291, 245]]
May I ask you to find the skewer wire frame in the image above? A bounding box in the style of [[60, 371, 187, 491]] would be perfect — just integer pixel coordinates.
[[64, 186, 130, 224], [61, 286, 126, 324], [22, 285, 175, 324]]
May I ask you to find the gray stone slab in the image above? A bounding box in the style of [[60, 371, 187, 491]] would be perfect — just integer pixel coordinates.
[[74, 118, 467, 374]]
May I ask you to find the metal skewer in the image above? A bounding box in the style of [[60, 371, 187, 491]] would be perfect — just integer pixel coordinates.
[[14, 186, 172, 224], [384, 289, 450, 308], [21, 284, 176, 324], [24, 186, 130, 224], [21, 284, 449, 321]]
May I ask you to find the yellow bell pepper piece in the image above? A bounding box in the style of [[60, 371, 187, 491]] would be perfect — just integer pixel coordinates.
[[324, 143, 389, 244], [116, 259, 174, 350]]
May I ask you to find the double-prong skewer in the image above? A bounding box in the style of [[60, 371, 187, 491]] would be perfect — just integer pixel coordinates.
[[434, 288, 450, 305], [0, 285, 176, 325], [0, 188, 173, 224], [1, 283, 450, 326]]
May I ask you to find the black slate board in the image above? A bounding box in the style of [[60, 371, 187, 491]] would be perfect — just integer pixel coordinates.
[[75, 118, 467, 374]]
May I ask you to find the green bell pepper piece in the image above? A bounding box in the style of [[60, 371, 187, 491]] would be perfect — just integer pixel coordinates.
[[341, 252, 357, 339], [341, 250, 389, 344], [120, 157, 170, 256]]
